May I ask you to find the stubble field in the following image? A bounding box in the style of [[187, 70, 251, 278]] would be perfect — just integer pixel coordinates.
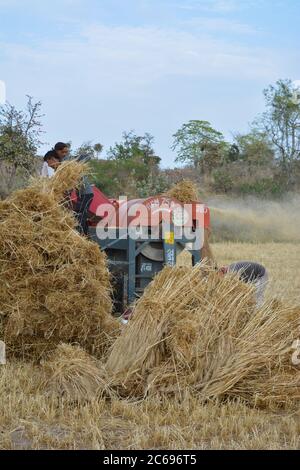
[[1, 241, 300, 450]]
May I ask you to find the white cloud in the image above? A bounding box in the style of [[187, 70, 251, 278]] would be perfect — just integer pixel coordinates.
[[177, 0, 266, 13], [183, 17, 258, 34], [205, 0, 239, 12], [177, 0, 239, 12], [0, 24, 277, 88], [0, 21, 285, 163]]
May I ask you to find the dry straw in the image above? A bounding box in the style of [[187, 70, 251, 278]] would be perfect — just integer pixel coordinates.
[[165, 180, 215, 264], [0, 161, 119, 361], [106, 264, 300, 408], [165, 179, 199, 203], [42, 343, 113, 401]]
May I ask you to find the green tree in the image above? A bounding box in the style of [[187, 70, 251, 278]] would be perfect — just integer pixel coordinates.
[[0, 96, 44, 197], [234, 130, 275, 167], [108, 130, 158, 165], [90, 158, 150, 198], [212, 167, 234, 193], [258, 79, 300, 181], [172, 120, 225, 172], [226, 144, 240, 163], [91, 131, 162, 198], [74, 141, 96, 160], [93, 142, 103, 159]]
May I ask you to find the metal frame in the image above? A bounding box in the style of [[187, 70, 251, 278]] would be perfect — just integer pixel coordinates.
[[89, 226, 202, 306]]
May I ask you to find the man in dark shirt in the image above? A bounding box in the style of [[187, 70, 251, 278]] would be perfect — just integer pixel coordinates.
[[43, 151, 93, 236], [73, 174, 94, 236]]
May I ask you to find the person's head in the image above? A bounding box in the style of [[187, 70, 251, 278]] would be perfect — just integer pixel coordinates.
[[44, 150, 60, 170], [54, 142, 69, 161]]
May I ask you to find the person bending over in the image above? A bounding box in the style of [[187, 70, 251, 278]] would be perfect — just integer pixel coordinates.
[[220, 261, 268, 307]]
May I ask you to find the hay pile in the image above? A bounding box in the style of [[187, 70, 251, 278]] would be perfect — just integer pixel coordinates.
[[0, 161, 118, 360], [165, 179, 199, 203], [106, 264, 300, 408], [165, 180, 214, 264], [42, 343, 113, 400]]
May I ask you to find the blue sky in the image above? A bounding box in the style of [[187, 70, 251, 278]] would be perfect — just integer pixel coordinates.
[[0, 0, 299, 166]]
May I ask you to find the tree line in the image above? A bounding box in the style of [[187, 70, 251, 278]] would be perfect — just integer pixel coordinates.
[[1, 79, 300, 199]]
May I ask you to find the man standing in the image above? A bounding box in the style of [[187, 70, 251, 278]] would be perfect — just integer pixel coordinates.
[[43, 150, 93, 236], [73, 175, 94, 236], [54, 142, 70, 161]]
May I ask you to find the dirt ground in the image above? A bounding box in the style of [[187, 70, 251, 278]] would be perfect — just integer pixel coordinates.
[[1, 242, 300, 450]]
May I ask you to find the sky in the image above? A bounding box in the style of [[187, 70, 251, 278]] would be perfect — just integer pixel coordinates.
[[0, 0, 299, 167]]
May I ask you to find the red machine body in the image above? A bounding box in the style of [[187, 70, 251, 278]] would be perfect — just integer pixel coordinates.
[[73, 186, 211, 311], [71, 186, 210, 230]]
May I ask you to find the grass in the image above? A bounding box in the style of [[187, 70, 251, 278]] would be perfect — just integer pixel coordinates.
[[213, 242, 300, 304], [1, 242, 300, 450]]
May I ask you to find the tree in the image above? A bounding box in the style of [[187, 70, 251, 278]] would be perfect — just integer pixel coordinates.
[[108, 131, 158, 165], [0, 96, 44, 197], [91, 131, 162, 198], [93, 142, 103, 159], [74, 141, 96, 160], [172, 120, 225, 172], [258, 79, 300, 181], [234, 130, 275, 167], [74, 142, 104, 160], [227, 144, 240, 163]]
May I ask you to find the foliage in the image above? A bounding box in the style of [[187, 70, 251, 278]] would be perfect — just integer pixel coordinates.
[[257, 79, 300, 181], [236, 178, 286, 198], [108, 131, 159, 164], [233, 131, 275, 167], [90, 154, 162, 199], [93, 143, 103, 158], [212, 167, 234, 193], [74, 142, 104, 160], [0, 96, 44, 197], [2, 79, 300, 200], [88, 131, 162, 198], [136, 172, 168, 198], [172, 120, 225, 170]]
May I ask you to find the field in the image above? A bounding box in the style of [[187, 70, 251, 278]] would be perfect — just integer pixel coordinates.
[[1, 241, 300, 450]]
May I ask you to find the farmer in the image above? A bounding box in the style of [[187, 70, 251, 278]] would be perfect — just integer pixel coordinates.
[[72, 172, 94, 236], [41, 143, 70, 177], [219, 261, 268, 307], [54, 142, 70, 161], [43, 151, 93, 236], [41, 150, 59, 177], [43, 150, 60, 173]]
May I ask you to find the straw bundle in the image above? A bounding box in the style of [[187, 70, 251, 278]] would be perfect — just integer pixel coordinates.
[[165, 180, 215, 265], [165, 179, 199, 203], [0, 161, 118, 360], [31, 160, 90, 201], [106, 265, 300, 408], [42, 343, 112, 400]]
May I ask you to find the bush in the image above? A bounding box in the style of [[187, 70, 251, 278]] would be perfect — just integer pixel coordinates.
[[89, 158, 160, 199], [237, 178, 286, 198], [212, 168, 234, 193]]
